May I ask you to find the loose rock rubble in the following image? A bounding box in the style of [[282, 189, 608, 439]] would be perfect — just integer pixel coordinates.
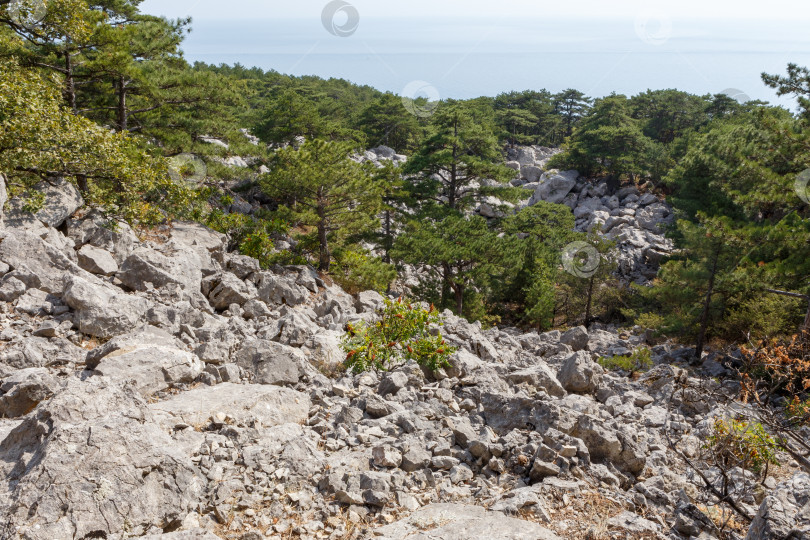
[[498, 145, 675, 284], [0, 176, 807, 540]]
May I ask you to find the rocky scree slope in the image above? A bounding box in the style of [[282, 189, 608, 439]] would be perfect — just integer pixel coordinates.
[[208, 138, 673, 286], [0, 175, 807, 540]]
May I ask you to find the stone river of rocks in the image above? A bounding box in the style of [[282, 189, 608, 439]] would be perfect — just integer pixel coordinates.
[[0, 171, 807, 539]]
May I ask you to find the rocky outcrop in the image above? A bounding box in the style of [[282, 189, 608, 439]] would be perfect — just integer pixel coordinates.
[[0, 177, 800, 540], [484, 145, 675, 285]]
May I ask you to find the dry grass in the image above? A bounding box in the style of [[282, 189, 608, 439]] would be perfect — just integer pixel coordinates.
[[517, 489, 664, 540]]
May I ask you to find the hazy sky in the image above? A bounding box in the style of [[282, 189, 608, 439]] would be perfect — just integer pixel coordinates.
[[138, 0, 810, 106], [141, 0, 810, 21]]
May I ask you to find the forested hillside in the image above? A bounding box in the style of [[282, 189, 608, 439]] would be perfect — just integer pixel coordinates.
[[1, 0, 809, 353]]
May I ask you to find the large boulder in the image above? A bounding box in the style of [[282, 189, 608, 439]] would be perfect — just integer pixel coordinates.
[[0, 231, 88, 293], [375, 503, 561, 539], [557, 351, 603, 394], [118, 247, 203, 292], [636, 202, 671, 233], [506, 363, 566, 397], [528, 170, 578, 205], [746, 473, 810, 539], [62, 274, 151, 339], [0, 368, 60, 418], [233, 338, 305, 386], [89, 344, 203, 397], [203, 271, 256, 310], [66, 212, 139, 264], [149, 382, 309, 429], [3, 177, 83, 230], [0, 379, 203, 540], [76, 243, 118, 275], [169, 221, 226, 252], [85, 325, 182, 366], [257, 271, 309, 306], [560, 326, 589, 351]]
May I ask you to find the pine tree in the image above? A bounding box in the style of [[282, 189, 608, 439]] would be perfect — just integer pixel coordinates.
[[0, 52, 188, 225], [392, 215, 502, 316], [403, 100, 513, 214], [553, 88, 592, 137], [552, 94, 652, 182], [260, 139, 382, 271], [357, 93, 422, 153]]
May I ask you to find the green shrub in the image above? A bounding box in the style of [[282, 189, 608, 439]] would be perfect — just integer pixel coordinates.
[[342, 298, 455, 374], [598, 347, 653, 373], [239, 229, 275, 268], [331, 248, 397, 294], [705, 418, 780, 475], [635, 312, 666, 334]]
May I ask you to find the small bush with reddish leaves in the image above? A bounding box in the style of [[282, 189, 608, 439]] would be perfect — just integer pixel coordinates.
[[341, 298, 455, 374]]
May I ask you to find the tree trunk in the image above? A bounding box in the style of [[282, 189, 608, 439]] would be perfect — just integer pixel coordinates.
[[117, 76, 128, 132], [584, 275, 594, 327], [316, 189, 330, 271], [695, 244, 721, 360], [440, 262, 451, 310], [64, 48, 76, 113], [452, 281, 464, 315], [383, 209, 392, 264], [448, 118, 458, 209]]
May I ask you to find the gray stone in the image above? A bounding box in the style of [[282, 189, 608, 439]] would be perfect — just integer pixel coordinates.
[[257, 272, 309, 306], [63, 274, 151, 339], [374, 503, 561, 540], [118, 247, 203, 292], [450, 464, 474, 484], [560, 326, 589, 351], [4, 177, 83, 229], [0, 379, 203, 540], [746, 473, 810, 540], [378, 371, 408, 396], [528, 170, 578, 205], [674, 503, 719, 537], [169, 221, 226, 252], [85, 325, 181, 366], [557, 351, 603, 394], [66, 213, 139, 264], [506, 363, 566, 397], [225, 253, 261, 279], [0, 368, 60, 418], [76, 244, 118, 275], [530, 458, 561, 480], [608, 511, 660, 533], [0, 276, 27, 301], [149, 382, 309, 429], [91, 344, 203, 397], [242, 298, 272, 319], [205, 272, 255, 310], [233, 339, 304, 386], [355, 290, 385, 313], [521, 164, 544, 183], [372, 445, 403, 468], [490, 488, 551, 521], [0, 231, 88, 294], [401, 446, 432, 472], [15, 288, 61, 316]]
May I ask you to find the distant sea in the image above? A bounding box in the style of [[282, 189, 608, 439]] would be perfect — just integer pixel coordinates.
[[177, 17, 810, 109]]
